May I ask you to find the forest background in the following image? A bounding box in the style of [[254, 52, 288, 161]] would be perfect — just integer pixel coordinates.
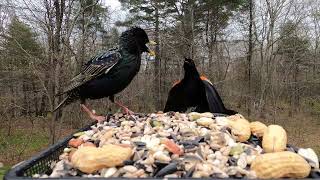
[[0, 0, 319, 177]]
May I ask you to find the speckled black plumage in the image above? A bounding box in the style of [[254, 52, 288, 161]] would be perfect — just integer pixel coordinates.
[[164, 58, 237, 115], [54, 27, 150, 111]]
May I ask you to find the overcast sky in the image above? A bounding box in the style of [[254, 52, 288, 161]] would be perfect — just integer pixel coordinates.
[[104, 0, 121, 9], [102, 0, 126, 24]]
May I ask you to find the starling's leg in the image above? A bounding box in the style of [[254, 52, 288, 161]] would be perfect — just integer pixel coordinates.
[[113, 101, 134, 115], [109, 96, 134, 115], [80, 104, 106, 122]]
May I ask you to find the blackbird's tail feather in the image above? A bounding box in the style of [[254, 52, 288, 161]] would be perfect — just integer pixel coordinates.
[[225, 109, 238, 115]]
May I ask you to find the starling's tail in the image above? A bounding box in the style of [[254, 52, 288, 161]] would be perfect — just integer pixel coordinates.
[[55, 91, 66, 97], [53, 95, 70, 112]]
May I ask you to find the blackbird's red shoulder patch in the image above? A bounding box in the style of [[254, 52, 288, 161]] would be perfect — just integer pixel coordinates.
[[200, 75, 213, 85], [200, 75, 208, 81], [172, 80, 181, 87]]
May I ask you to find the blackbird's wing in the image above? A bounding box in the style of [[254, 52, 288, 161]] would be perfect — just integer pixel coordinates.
[[164, 82, 186, 112], [61, 48, 121, 94], [164, 85, 179, 112], [202, 79, 231, 114]]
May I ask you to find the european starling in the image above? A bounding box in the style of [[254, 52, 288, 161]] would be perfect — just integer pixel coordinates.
[[164, 58, 237, 115], [54, 27, 156, 122]]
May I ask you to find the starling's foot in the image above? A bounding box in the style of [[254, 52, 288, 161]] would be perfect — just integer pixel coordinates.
[[122, 107, 134, 115], [80, 104, 106, 123], [114, 101, 134, 115]]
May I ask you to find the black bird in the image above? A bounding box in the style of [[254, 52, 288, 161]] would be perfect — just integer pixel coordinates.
[[54, 27, 156, 122], [164, 58, 237, 115]]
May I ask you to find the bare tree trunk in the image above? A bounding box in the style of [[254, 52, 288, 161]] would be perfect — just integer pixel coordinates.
[[80, 8, 86, 70], [154, 4, 161, 110], [22, 75, 28, 116], [246, 0, 253, 116], [189, 1, 194, 59], [32, 80, 39, 116], [45, 0, 65, 144]]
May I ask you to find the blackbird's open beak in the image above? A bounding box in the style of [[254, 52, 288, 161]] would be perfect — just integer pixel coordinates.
[[147, 41, 157, 57]]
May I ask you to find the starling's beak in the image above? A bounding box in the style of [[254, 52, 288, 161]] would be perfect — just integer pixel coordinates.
[[146, 40, 157, 56], [148, 40, 157, 45]]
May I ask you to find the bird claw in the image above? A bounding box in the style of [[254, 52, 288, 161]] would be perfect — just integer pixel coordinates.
[[90, 114, 106, 123], [123, 108, 134, 115], [120, 107, 137, 120]]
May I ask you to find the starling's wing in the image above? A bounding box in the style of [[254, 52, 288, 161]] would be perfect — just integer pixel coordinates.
[[202, 79, 231, 114], [61, 48, 121, 94]]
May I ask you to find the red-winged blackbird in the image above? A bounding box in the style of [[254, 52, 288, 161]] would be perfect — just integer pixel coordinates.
[[164, 58, 237, 115], [54, 27, 156, 122]]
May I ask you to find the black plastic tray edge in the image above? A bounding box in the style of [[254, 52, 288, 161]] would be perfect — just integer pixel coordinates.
[[4, 121, 97, 180]]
